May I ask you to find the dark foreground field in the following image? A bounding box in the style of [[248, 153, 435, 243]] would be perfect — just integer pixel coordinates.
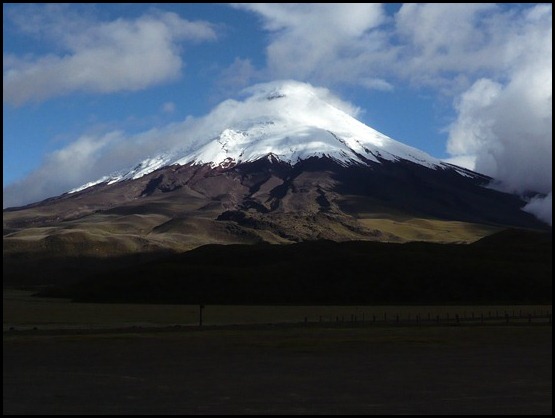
[[3, 325, 551, 415]]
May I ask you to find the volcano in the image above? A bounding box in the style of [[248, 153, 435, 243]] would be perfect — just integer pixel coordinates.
[[3, 81, 546, 266]]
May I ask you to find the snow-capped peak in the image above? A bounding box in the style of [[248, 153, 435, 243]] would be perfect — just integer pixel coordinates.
[[70, 80, 446, 194], [178, 80, 442, 168]]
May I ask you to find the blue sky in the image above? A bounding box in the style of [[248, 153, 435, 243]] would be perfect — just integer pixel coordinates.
[[2, 4, 552, 223]]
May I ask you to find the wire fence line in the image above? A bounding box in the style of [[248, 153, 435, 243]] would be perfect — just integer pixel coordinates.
[[299, 310, 552, 327]]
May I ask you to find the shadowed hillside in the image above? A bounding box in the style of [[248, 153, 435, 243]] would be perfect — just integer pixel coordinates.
[[38, 229, 552, 305]]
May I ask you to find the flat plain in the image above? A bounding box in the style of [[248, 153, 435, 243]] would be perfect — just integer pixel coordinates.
[[3, 291, 552, 415]]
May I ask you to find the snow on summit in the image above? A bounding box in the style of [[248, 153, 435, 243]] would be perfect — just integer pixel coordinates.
[[171, 80, 441, 168], [70, 81, 445, 193]]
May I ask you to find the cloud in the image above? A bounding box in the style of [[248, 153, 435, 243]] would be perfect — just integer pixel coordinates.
[[231, 4, 391, 89], [3, 7, 216, 105], [2, 121, 191, 208], [216, 57, 259, 95], [446, 5, 552, 224], [394, 4, 500, 84], [233, 4, 551, 94], [523, 193, 552, 226], [162, 102, 176, 114], [3, 132, 121, 207], [230, 4, 535, 92], [359, 78, 394, 92], [441, 155, 477, 171]]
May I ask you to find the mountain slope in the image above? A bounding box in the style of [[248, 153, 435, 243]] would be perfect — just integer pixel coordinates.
[[3, 81, 548, 269], [3, 155, 544, 262]]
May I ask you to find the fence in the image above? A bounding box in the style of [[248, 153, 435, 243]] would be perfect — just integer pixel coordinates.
[[299, 309, 552, 327]]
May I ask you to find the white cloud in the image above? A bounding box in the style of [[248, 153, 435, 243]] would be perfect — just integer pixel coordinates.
[[394, 4, 499, 81], [162, 102, 176, 113], [446, 5, 552, 224], [233, 3, 551, 94], [3, 132, 121, 207], [231, 4, 390, 89], [3, 8, 216, 105], [2, 121, 193, 208], [216, 57, 259, 94], [240, 80, 360, 118], [231, 4, 536, 92], [524, 193, 552, 226], [441, 155, 477, 171], [359, 78, 394, 92], [447, 78, 503, 159]]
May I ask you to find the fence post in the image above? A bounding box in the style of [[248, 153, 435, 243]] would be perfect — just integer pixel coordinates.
[[199, 304, 205, 327]]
